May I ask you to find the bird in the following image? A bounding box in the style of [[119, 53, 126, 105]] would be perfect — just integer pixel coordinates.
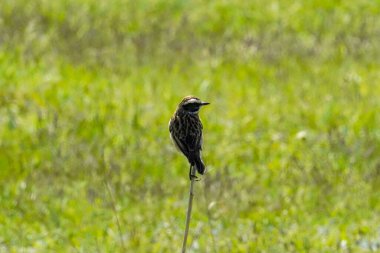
[[169, 96, 210, 180]]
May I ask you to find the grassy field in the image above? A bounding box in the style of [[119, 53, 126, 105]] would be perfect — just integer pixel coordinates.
[[1, 0, 380, 252]]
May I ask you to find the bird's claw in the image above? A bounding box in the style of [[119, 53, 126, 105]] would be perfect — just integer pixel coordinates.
[[189, 174, 200, 181]]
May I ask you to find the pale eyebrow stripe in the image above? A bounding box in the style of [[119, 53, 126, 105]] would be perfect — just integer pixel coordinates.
[[184, 98, 199, 105]]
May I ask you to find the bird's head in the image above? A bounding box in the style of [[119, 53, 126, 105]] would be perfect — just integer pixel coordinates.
[[178, 96, 210, 114]]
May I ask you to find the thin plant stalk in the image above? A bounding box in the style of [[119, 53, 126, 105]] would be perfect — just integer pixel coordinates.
[[104, 181, 126, 252], [182, 165, 197, 253]]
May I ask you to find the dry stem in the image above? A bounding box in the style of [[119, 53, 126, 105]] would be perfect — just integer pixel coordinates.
[[181, 165, 197, 253]]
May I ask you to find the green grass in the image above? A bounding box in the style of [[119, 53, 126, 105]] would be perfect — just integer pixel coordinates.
[[1, 0, 380, 252]]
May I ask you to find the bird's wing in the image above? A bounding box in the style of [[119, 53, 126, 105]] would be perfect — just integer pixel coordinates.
[[169, 116, 189, 155], [171, 132, 189, 156]]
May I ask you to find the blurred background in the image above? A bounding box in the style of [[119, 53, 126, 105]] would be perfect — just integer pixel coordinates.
[[1, 0, 380, 252]]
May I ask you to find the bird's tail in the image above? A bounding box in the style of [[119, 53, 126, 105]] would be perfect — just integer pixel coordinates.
[[194, 156, 205, 175]]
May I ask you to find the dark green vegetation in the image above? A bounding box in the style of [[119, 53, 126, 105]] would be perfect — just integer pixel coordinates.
[[1, 0, 380, 252]]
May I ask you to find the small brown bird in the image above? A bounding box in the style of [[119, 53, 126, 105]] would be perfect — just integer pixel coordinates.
[[169, 96, 210, 180]]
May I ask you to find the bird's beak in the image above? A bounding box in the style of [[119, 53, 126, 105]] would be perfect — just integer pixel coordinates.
[[201, 101, 210, 106]]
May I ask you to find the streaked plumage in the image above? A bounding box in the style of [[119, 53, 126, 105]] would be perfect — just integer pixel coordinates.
[[169, 96, 209, 179]]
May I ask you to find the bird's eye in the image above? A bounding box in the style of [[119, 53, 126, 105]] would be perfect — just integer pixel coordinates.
[[184, 103, 199, 112]]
